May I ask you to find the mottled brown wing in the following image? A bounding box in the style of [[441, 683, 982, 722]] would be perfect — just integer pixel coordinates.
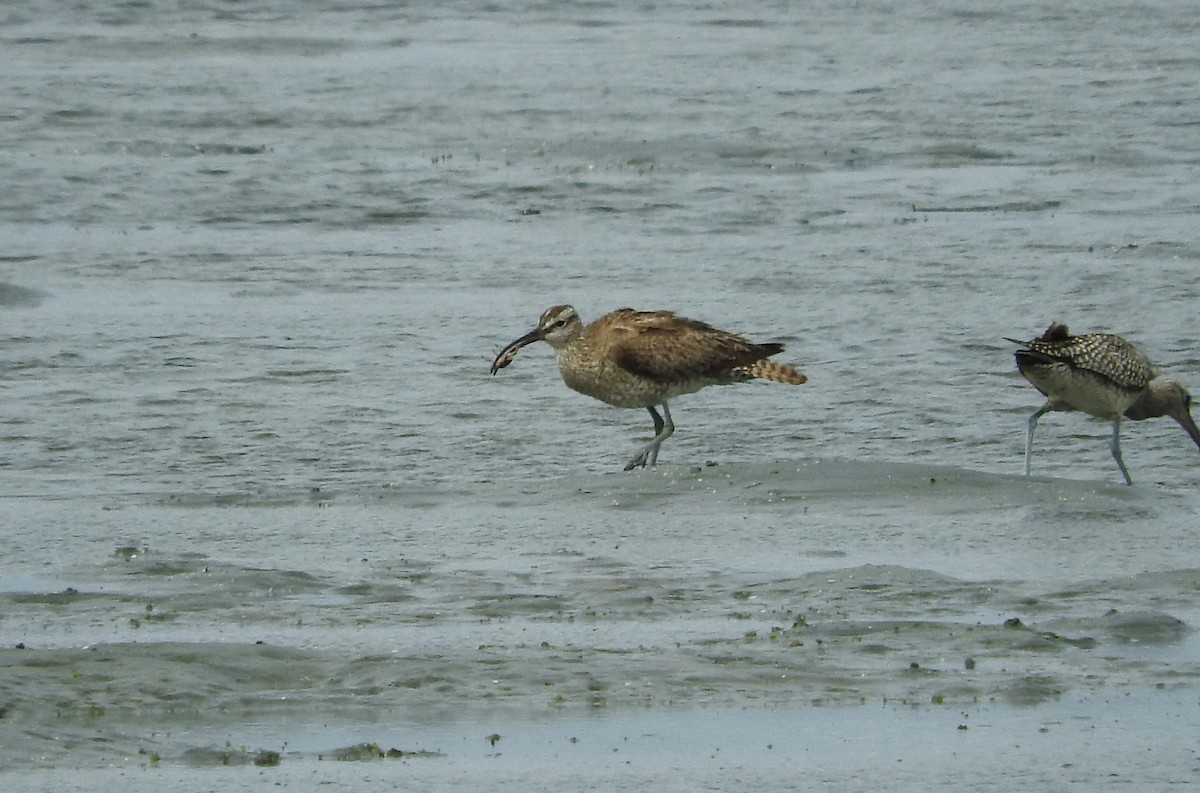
[[604, 310, 777, 382], [1021, 332, 1157, 390]]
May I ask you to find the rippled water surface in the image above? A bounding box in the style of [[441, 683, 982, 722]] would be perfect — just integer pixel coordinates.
[[3, 0, 1200, 789]]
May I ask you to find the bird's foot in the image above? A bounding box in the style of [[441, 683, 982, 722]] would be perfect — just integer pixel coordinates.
[[625, 443, 662, 471], [624, 451, 649, 471]]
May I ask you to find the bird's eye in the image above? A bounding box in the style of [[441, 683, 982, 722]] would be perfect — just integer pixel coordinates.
[[552, 318, 567, 327]]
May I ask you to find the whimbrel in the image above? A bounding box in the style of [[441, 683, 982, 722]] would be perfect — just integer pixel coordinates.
[[1009, 322, 1200, 484], [490, 305, 806, 470]]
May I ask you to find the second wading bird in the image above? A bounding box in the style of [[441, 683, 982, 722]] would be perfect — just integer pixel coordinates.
[[1009, 322, 1200, 484], [490, 305, 806, 470]]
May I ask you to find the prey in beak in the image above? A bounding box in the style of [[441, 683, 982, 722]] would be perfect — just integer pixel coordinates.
[[490, 327, 543, 374]]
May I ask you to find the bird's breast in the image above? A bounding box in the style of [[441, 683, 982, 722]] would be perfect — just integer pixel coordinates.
[[556, 350, 713, 409]]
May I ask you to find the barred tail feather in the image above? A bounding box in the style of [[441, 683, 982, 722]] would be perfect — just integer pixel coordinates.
[[745, 359, 807, 385]]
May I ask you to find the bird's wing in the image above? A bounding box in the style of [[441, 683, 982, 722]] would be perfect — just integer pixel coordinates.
[[1022, 333, 1157, 390], [603, 310, 776, 382]]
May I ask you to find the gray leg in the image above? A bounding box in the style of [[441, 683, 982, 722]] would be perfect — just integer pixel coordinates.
[[648, 405, 666, 435], [646, 403, 674, 466], [625, 403, 676, 470], [1025, 403, 1051, 477], [1109, 418, 1133, 486]]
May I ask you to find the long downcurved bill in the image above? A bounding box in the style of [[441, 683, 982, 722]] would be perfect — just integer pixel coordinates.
[[1173, 410, 1200, 451], [489, 329, 542, 375]]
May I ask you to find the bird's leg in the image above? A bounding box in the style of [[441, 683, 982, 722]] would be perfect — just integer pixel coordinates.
[[1025, 403, 1051, 476], [625, 403, 675, 470], [646, 403, 674, 466], [1109, 418, 1134, 486]]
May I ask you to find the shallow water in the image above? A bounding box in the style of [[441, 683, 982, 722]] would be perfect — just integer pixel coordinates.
[[3, 463, 1199, 784], [6, 688, 1195, 792], [3, 0, 1200, 788]]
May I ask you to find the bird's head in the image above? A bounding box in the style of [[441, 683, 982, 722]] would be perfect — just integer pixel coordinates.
[[490, 304, 582, 374], [1126, 378, 1200, 451]]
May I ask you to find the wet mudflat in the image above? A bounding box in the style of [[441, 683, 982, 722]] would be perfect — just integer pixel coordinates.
[[3, 462, 1199, 790]]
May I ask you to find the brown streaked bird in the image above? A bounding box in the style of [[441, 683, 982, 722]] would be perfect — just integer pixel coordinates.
[[490, 305, 806, 470], [1009, 322, 1200, 485]]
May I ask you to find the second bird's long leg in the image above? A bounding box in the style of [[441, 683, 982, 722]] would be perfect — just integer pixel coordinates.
[[1109, 418, 1134, 486], [1024, 403, 1051, 477], [625, 403, 675, 470]]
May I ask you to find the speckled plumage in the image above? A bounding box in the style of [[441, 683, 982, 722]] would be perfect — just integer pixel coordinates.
[[1010, 323, 1200, 484], [491, 305, 806, 469], [1012, 323, 1157, 419]]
